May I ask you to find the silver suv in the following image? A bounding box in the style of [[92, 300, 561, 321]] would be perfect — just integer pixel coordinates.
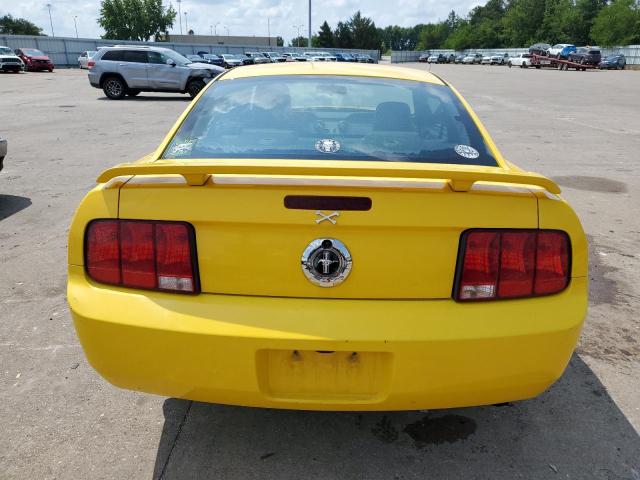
[[88, 46, 225, 99]]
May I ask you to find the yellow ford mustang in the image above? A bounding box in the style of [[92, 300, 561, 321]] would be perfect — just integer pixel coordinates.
[[68, 62, 587, 411]]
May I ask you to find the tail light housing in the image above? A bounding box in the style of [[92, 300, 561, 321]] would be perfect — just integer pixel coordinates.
[[87, 60, 95, 69], [454, 229, 570, 301], [85, 219, 199, 294]]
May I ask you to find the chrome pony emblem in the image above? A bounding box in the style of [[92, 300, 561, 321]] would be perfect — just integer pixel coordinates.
[[315, 210, 339, 224], [315, 138, 341, 154], [301, 238, 352, 287]]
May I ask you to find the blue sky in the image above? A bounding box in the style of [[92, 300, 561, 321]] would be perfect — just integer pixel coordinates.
[[1, 0, 481, 42]]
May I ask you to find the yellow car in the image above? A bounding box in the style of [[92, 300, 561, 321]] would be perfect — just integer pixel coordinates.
[[68, 63, 587, 411]]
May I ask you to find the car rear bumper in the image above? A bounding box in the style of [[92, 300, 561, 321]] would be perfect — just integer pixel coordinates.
[[68, 266, 587, 411]]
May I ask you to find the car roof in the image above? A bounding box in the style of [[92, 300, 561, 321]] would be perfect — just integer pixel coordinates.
[[220, 62, 444, 85]]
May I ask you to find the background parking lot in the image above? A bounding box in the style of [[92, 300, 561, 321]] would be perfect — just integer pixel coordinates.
[[0, 65, 638, 479]]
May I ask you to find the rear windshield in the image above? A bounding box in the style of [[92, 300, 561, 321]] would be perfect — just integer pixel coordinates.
[[163, 75, 497, 166]]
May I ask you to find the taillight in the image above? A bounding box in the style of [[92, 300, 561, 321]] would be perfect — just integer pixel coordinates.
[[87, 60, 95, 69], [454, 229, 570, 301], [85, 220, 198, 293]]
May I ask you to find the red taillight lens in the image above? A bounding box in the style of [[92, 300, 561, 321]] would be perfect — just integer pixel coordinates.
[[455, 230, 570, 301], [86, 220, 120, 285], [87, 60, 95, 69], [85, 220, 198, 293]]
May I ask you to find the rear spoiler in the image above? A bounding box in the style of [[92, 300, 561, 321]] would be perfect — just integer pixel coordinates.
[[96, 159, 561, 194]]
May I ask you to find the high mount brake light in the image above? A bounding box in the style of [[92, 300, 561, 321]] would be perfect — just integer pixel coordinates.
[[454, 229, 570, 301], [85, 220, 199, 294]]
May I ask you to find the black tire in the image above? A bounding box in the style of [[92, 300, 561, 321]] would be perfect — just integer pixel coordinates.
[[186, 79, 205, 98], [102, 76, 126, 99], [127, 89, 141, 97]]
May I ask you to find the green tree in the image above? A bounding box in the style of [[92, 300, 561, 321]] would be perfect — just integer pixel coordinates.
[[276, 36, 284, 46], [503, 0, 547, 46], [591, 0, 640, 45], [98, 0, 176, 41], [0, 14, 45, 35], [289, 36, 307, 47], [538, 0, 578, 44], [349, 11, 381, 49], [317, 21, 334, 47], [572, 0, 608, 44], [334, 21, 353, 48]]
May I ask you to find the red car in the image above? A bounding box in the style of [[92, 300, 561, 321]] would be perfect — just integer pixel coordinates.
[[15, 48, 54, 72]]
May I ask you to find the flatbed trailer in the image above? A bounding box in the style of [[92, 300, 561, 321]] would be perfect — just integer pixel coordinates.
[[530, 53, 596, 71]]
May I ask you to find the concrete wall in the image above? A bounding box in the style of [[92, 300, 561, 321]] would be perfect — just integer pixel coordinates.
[[391, 46, 640, 65], [0, 34, 379, 67]]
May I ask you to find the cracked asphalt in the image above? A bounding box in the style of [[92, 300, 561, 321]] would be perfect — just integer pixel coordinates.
[[0, 65, 638, 479]]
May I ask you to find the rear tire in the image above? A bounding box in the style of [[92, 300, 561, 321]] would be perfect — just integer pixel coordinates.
[[186, 79, 205, 98], [102, 76, 126, 100]]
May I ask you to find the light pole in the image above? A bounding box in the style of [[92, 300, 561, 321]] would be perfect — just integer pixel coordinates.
[[293, 24, 304, 47], [214, 22, 220, 35], [46, 3, 54, 37], [184, 12, 188, 34], [210, 25, 213, 36], [73, 15, 78, 38], [267, 17, 270, 46], [224, 26, 229, 38], [308, 0, 312, 48], [176, 0, 182, 34]]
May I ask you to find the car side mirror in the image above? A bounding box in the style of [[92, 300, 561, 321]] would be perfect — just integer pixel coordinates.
[[166, 59, 176, 67]]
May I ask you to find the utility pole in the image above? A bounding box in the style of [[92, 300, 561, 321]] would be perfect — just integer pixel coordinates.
[[46, 3, 54, 37], [177, 0, 182, 35], [293, 24, 304, 47], [268, 18, 271, 46], [307, 0, 311, 48], [184, 12, 188, 33], [73, 15, 78, 38]]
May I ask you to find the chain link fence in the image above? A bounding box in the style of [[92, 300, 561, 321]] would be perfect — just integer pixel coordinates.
[[0, 34, 379, 67]]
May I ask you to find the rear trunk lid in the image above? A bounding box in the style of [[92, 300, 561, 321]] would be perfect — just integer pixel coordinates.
[[115, 161, 544, 299]]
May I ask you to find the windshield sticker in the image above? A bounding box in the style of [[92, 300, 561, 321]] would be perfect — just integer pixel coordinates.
[[168, 140, 194, 156], [455, 144, 480, 159], [315, 139, 341, 154]]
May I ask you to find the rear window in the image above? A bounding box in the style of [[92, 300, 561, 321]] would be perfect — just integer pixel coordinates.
[[163, 75, 497, 167]]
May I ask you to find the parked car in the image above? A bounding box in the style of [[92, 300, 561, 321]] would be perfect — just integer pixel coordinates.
[[200, 54, 225, 67], [220, 54, 243, 68], [78, 50, 98, 69], [427, 55, 438, 63], [463, 53, 483, 64], [354, 53, 375, 63], [418, 53, 429, 63], [599, 54, 626, 70], [282, 52, 307, 62], [529, 43, 551, 56], [490, 53, 510, 65], [0, 137, 6, 171], [334, 52, 356, 62], [454, 54, 466, 63], [0, 45, 23, 72], [87, 45, 224, 99], [69, 62, 587, 412], [245, 52, 271, 64], [480, 53, 493, 65], [568, 47, 601, 65], [507, 53, 532, 68], [236, 54, 254, 65], [15, 48, 54, 72], [548, 44, 576, 59], [186, 54, 203, 62], [429, 54, 447, 63], [263, 52, 287, 62], [446, 53, 456, 63]]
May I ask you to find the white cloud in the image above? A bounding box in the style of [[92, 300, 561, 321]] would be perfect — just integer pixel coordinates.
[[0, 0, 480, 43]]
